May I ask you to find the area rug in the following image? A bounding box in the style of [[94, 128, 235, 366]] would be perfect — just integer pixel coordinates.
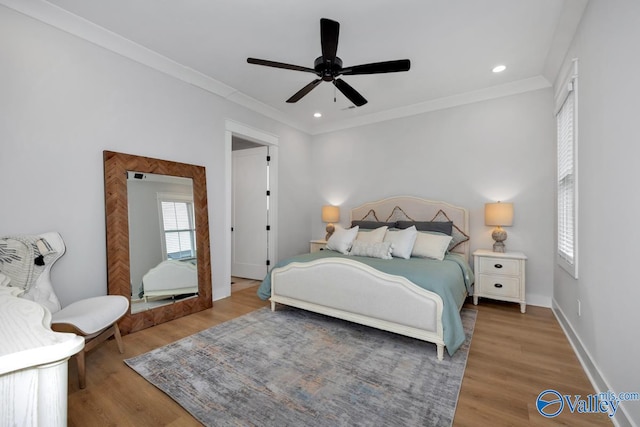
[[125, 306, 477, 427]]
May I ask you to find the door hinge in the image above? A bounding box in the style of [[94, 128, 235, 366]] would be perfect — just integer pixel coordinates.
[[266, 190, 270, 196], [266, 260, 271, 266], [266, 155, 271, 162], [266, 225, 271, 231]]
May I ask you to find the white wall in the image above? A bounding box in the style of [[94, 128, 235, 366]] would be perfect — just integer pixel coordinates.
[[553, 1, 640, 424], [0, 6, 313, 306], [310, 88, 556, 307]]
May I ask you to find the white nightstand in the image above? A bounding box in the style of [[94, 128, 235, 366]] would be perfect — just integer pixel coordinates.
[[473, 249, 527, 313], [310, 240, 327, 253]]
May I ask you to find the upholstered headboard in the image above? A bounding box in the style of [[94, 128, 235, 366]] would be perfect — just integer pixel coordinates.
[[350, 196, 470, 261]]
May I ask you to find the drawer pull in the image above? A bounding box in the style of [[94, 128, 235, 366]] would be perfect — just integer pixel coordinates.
[[494, 263, 503, 269], [494, 283, 503, 288]]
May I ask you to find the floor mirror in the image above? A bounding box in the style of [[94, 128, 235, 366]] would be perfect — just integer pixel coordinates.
[[103, 150, 212, 334]]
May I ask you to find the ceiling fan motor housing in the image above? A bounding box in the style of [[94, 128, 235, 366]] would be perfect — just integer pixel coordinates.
[[315, 56, 342, 81]]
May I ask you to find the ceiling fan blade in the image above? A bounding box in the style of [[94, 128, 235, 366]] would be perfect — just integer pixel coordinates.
[[333, 79, 367, 107], [286, 79, 322, 103], [320, 18, 339, 63], [341, 59, 411, 75], [247, 58, 317, 74]]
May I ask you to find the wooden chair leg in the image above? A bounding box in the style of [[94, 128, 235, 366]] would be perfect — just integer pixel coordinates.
[[114, 323, 124, 354], [76, 350, 86, 389], [70, 322, 125, 389]]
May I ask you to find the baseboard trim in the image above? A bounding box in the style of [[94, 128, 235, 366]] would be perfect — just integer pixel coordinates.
[[526, 293, 552, 308], [552, 299, 636, 427]]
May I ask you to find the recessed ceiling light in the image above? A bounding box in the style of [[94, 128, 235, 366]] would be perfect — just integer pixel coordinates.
[[492, 65, 506, 73], [313, 112, 322, 118]]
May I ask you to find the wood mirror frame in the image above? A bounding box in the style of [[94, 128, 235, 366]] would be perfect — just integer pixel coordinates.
[[103, 150, 212, 334]]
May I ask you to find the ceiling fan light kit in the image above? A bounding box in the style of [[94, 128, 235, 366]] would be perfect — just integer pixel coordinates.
[[247, 18, 411, 107]]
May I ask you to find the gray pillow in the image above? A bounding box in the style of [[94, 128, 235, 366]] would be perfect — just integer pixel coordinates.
[[396, 221, 453, 235], [351, 220, 397, 230]]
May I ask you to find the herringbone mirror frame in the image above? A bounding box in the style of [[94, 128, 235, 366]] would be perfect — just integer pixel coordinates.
[[103, 150, 212, 334]]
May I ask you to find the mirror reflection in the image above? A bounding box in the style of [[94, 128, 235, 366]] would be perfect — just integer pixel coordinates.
[[127, 171, 198, 314]]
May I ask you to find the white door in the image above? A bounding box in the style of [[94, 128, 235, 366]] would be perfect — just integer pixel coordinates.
[[231, 146, 269, 280]]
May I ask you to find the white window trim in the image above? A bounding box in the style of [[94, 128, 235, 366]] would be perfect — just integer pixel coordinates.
[[555, 58, 579, 279]]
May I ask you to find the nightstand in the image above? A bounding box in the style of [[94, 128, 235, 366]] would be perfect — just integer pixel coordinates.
[[310, 240, 327, 253], [473, 249, 527, 313]]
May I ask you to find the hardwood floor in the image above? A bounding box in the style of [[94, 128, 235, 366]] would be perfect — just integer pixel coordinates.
[[230, 276, 261, 292], [67, 286, 611, 426]]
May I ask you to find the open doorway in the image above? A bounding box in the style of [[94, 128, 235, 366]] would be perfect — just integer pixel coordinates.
[[231, 141, 269, 282], [225, 121, 278, 295]]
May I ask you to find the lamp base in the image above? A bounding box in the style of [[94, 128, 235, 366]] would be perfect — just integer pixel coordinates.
[[325, 224, 335, 241], [491, 227, 507, 253]]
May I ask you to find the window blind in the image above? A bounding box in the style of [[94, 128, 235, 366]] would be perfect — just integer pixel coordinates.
[[555, 59, 578, 278], [161, 200, 196, 260]]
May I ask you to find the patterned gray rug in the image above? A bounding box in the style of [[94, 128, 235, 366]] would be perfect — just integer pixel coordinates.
[[125, 306, 476, 427]]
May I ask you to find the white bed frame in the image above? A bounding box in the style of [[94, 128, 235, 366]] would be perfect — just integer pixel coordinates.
[[141, 260, 198, 300], [270, 196, 469, 360]]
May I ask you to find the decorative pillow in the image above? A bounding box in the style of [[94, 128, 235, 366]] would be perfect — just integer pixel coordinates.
[[358, 209, 380, 222], [396, 220, 453, 235], [0, 272, 11, 287], [0, 236, 56, 291], [412, 232, 453, 261], [385, 206, 414, 222], [383, 226, 418, 259], [349, 240, 393, 260], [326, 225, 359, 255], [356, 226, 388, 243], [431, 210, 470, 251], [351, 220, 396, 230]]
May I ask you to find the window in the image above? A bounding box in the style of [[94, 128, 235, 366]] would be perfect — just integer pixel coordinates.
[[159, 198, 196, 260], [555, 59, 578, 278]]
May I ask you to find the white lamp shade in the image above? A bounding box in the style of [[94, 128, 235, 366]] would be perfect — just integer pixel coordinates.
[[321, 205, 340, 223], [485, 202, 514, 227]]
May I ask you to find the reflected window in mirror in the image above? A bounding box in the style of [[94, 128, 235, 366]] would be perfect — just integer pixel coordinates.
[[159, 196, 196, 261]]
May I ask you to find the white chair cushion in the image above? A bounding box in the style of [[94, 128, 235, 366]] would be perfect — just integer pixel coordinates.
[[51, 295, 129, 336]]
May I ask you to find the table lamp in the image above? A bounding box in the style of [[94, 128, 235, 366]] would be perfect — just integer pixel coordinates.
[[322, 205, 340, 241], [485, 202, 514, 253]]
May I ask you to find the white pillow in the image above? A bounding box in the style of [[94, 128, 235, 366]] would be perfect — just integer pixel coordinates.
[[326, 225, 359, 254], [0, 273, 12, 287], [383, 226, 417, 259], [349, 240, 393, 259], [412, 232, 453, 261], [356, 226, 388, 243]]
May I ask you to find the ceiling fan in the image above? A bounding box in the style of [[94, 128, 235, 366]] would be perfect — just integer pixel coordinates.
[[247, 18, 411, 107]]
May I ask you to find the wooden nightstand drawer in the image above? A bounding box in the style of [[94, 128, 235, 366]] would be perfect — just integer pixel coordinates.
[[477, 274, 520, 299], [310, 240, 327, 253], [477, 257, 520, 276]]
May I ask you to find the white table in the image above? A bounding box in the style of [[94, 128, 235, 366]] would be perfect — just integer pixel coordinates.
[[0, 287, 84, 426]]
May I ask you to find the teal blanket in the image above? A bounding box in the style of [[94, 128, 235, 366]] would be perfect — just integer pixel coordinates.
[[257, 251, 474, 356]]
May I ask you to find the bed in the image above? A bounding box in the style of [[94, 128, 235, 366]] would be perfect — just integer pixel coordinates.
[[258, 196, 473, 360], [140, 259, 198, 301]]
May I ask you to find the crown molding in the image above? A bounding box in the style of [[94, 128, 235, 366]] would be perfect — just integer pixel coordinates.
[[0, 0, 311, 134], [3, 0, 553, 138], [310, 75, 552, 135]]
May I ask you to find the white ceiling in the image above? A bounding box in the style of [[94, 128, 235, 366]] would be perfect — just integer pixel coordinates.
[[9, 0, 587, 134]]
